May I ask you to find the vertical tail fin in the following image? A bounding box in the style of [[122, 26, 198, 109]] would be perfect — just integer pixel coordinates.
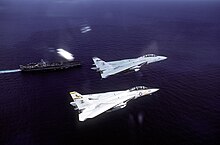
[[70, 92, 89, 111], [92, 57, 113, 71], [70, 91, 83, 100]]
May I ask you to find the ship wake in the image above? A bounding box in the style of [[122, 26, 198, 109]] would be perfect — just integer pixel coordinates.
[[0, 69, 21, 74]]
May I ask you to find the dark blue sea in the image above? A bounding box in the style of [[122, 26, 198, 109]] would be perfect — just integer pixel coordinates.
[[0, 0, 219, 145]]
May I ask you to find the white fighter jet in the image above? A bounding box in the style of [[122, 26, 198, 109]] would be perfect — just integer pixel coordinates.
[[91, 54, 167, 78], [70, 86, 159, 121]]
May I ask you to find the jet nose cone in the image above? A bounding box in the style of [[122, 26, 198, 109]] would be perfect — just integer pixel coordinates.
[[161, 56, 167, 60], [150, 88, 159, 93]]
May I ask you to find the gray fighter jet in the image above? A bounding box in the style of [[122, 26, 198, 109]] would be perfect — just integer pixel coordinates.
[[70, 86, 159, 121], [91, 54, 167, 78]]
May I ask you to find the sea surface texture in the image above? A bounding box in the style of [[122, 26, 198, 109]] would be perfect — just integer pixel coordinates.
[[0, 0, 219, 145]]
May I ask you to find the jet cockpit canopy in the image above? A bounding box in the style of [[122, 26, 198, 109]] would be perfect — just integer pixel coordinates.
[[144, 54, 156, 57], [129, 86, 148, 91]]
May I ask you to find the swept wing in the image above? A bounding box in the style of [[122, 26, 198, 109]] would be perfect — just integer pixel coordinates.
[[79, 102, 118, 121]]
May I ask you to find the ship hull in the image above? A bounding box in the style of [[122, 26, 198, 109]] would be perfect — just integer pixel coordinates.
[[20, 61, 81, 72]]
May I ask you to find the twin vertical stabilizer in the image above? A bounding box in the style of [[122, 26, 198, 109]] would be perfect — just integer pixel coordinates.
[[70, 92, 89, 111]]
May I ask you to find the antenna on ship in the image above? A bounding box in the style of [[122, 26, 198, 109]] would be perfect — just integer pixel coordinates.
[[41, 59, 46, 66]]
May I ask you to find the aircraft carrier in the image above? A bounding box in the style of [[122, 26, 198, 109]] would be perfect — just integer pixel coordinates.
[[19, 59, 81, 72]]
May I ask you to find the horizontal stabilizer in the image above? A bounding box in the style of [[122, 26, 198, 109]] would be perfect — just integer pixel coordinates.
[[91, 67, 98, 70], [70, 102, 79, 110]]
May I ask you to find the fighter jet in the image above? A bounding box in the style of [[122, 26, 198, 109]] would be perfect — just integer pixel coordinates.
[[91, 54, 167, 78], [70, 86, 159, 121]]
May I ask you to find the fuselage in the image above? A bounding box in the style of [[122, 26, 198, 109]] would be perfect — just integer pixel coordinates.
[[102, 54, 167, 78], [83, 87, 158, 105]]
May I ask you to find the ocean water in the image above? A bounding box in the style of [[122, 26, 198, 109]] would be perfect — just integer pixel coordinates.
[[0, 1, 220, 145]]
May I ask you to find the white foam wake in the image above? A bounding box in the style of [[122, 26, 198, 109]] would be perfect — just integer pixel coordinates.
[[0, 69, 21, 74]]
